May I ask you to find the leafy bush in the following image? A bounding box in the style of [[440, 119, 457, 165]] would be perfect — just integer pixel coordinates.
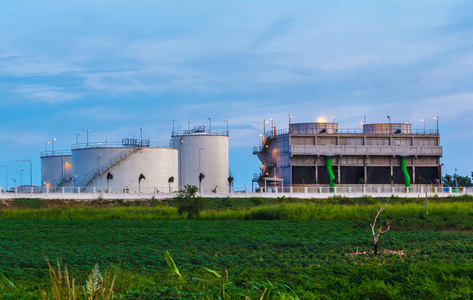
[[172, 185, 206, 219]]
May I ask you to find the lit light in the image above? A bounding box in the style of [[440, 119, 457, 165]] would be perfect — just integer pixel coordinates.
[[317, 118, 326, 123], [265, 121, 268, 124], [434, 117, 438, 120], [420, 119, 424, 122]]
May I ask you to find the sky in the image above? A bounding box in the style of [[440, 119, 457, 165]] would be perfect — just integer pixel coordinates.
[[1, 0, 473, 188]]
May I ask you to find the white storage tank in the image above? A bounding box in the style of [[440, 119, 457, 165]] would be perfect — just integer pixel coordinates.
[[40, 151, 72, 190], [72, 139, 178, 193], [172, 126, 229, 193]]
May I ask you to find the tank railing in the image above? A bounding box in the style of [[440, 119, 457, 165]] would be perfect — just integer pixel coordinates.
[[172, 129, 229, 137], [77, 147, 138, 190], [71, 141, 171, 150], [40, 150, 72, 157], [49, 170, 73, 192]]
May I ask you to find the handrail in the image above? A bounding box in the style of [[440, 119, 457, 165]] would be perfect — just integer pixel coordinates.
[[49, 170, 73, 191], [71, 141, 170, 150], [40, 150, 72, 157], [77, 147, 138, 189], [264, 127, 439, 137], [172, 129, 229, 137]]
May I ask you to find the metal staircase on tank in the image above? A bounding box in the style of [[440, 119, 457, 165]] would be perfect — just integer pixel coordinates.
[[77, 147, 139, 190], [49, 170, 73, 192]]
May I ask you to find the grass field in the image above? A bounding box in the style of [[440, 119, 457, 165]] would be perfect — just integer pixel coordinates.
[[0, 196, 473, 299]]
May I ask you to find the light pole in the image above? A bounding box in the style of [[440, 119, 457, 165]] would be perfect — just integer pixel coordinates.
[[199, 147, 205, 172], [140, 128, 143, 146], [87, 130, 91, 147], [208, 118, 211, 132], [421, 119, 426, 131], [20, 169, 25, 186], [434, 116, 439, 133], [104, 137, 107, 146], [387, 116, 391, 124], [0, 165, 7, 190], [289, 114, 292, 125], [45, 141, 50, 153], [172, 119, 176, 134], [270, 118, 273, 128], [96, 153, 101, 189], [76, 133, 80, 145], [332, 116, 335, 123], [188, 121, 191, 130], [224, 120, 228, 134], [16, 159, 32, 186], [263, 119, 268, 136], [52, 138, 56, 154]]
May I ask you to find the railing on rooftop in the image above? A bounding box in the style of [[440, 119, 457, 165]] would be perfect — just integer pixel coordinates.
[[172, 125, 229, 137], [40, 150, 72, 158], [263, 128, 439, 138], [71, 139, 170, 150]]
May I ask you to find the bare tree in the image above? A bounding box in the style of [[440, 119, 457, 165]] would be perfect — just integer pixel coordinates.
[[370, 206, 391, 257]]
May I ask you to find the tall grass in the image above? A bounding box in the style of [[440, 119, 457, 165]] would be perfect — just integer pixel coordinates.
[[2, 201, 472, 223]]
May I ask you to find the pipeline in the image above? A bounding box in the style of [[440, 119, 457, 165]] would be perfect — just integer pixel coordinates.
[[401, 158, 411, 189], [326, 157, 336, 189]]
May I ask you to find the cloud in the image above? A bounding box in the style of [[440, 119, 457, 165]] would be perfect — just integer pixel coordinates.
[[13, 85, 82, 104]]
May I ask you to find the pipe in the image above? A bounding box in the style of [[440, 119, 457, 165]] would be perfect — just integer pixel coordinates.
[[326, 157, 335, 190], [401, 158, 411, 188]]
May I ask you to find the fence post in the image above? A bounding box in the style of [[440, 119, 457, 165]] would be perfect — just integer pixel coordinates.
[[304, 187, 308, 197], [15, 187, 18, 196], [62, 187, 65, 197], [392, 187, 395, 194], [93, 187, 96, 196], [290, 187, 293, 196], [449, 187, 452, 194], [348, 187, 351, 194], [362, 186, 366, 195], [245, 187, 248, 194]]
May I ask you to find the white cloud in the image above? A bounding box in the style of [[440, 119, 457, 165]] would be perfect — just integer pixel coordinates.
[[13, 85, 82, 104]]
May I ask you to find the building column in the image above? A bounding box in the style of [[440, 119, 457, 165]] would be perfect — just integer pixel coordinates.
[[413, 165, 416, 184], [315, 157, 318, 184], [337, 161, 341, 184], [364, 157, 368, 184]]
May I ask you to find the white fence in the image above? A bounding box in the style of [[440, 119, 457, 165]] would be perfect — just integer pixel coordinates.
[[0, 185, 471, 199]]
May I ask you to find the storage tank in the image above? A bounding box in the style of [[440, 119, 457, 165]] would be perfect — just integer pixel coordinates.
[[289, 122, 338, 134], [172, 126, 229, 193], [40, 150, 72, 190], [363, 123, 412, 134], [72, 138, 178, 193]]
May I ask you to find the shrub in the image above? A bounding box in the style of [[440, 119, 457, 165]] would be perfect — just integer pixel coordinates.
[[173, 185, 206, 219]]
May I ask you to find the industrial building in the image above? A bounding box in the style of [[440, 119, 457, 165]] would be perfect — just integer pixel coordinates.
[[41, 150, 72, 191], [253, 121, 442, 189], [171, 125, 229, 193]]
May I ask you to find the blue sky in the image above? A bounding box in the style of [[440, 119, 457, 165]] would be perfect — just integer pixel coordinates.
[[1, 1, 473, 188]]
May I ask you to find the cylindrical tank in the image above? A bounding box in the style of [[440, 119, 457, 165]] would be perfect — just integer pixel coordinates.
[[40, 151, 72, 189], [172, 126, 229, 193], [289, 122, 339, 134], [72, 142, 178, 193], [363, 123, 412, 134]]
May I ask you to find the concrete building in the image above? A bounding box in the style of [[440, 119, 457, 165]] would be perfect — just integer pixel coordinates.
[[172, 125, 229, 193], [253, 121, 442, 189]]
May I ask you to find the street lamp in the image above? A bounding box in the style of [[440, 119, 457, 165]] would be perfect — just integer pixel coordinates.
[[263, 120, 268, 136], [289, 114, 292, 125], [140, 128, 143, 146], [52, 138, 56, 154], [270, 118, 273, 128], [188, 121, 191, 130], [45, 141, 50, 153], [434, 116, 439, 133], [16, 159, 32, 186], [421, 119, 426, 131], [104, 137, 107, 146], [0, 165, 8, 190], [387, 116, 391, 124], [208, 118, 211, 132], [199, 147, 205, 172], [224, 120, 228, 134], [332, 116, 335, 123], [87, 130, 91, 147], [20, 169, 26, 186], [76, 133, 80, 145]]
